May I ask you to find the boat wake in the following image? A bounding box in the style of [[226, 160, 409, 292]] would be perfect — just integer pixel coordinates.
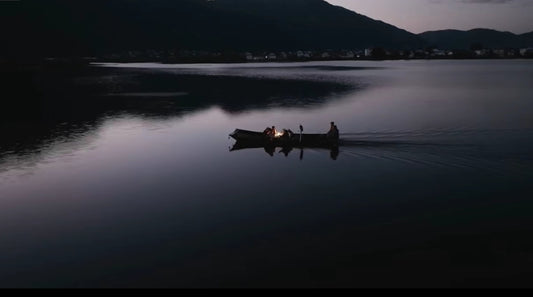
[[337, 129, 533, 177]]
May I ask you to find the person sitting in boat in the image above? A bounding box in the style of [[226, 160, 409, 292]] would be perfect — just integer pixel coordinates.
[[287, 129, 294, 138], [328, 122, 335, 133], [333, 125, 339, 139], [327, 122, 340, 140], [281, 129, 291, 140], [269, 126, 277, 140]]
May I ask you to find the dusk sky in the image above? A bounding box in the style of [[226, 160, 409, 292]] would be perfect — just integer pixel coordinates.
[[327, 0, 533, 34]]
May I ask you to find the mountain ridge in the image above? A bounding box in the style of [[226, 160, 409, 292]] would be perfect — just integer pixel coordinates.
[[1, 0, 425, 58], [2, 0, 531, 60], [419, 28, 533, 49]]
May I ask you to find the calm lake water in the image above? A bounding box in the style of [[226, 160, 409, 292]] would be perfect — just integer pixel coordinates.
[[1, 60, 533, 288]]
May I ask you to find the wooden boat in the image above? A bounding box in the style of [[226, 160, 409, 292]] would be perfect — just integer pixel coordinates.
[[229, 129, 339, 148]]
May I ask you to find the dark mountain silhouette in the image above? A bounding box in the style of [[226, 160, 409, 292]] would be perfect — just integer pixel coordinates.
[[1, 0, 424, 59], [419, 28, 533, 50], [521, 31, 533, 45]]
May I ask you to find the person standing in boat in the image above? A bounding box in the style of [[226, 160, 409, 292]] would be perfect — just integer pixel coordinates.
[[299, 124, 303, 144]]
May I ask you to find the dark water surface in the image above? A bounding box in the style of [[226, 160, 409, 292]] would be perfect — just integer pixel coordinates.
[[1, 60, 533, 288]]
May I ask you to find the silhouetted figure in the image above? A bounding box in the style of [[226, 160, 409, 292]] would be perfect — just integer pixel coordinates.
[[327, 121, 339, 140], [299, 124, 303, 143], [280, 129, 293, 142], [268, 126, 277, 141], [328, 122, 334, 134], [287, 129, 294, 138], [263, 127, 272, 136]]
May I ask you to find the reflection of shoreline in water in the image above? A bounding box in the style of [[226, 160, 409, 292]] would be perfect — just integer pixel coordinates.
[[1, 65, 361, 167]]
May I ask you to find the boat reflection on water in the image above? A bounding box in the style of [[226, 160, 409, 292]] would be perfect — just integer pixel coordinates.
[[230, 141, 340, 160], [228, 128, 340, 160]]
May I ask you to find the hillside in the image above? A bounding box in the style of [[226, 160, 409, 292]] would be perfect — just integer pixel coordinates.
[[419, 28, 533, 50], [198, 0, 424, 49], [1, 0, 424, 59], [521, 31, 533, 45]]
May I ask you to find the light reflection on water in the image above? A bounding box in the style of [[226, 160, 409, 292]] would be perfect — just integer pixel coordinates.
[[1, 60, 533, 287]]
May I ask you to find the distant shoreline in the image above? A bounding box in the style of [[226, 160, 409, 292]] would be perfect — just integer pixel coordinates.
[[3, 56, 532, 72]]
